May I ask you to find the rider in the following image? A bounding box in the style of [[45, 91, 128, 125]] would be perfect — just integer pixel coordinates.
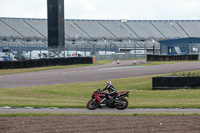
[[100, 81, 117, 104]]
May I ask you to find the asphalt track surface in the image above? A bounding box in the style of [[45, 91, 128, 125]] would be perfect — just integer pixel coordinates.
[[1, 60, 200, 114], [1, 107, 200, 114], [1, 59, 200, 88]]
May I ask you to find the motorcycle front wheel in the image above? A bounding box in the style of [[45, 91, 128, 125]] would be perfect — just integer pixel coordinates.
[[116, 98, 128, 110], [87, 98, 99, 110]]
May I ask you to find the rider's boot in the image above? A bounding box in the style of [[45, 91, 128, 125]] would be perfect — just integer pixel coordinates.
[[100, 97, 106, 104]]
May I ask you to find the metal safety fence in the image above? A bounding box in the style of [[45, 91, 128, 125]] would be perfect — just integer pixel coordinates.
[[0, 43, 159, 61]]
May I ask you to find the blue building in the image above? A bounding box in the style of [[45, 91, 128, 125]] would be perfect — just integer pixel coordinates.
[[158, 37, 200, 55]]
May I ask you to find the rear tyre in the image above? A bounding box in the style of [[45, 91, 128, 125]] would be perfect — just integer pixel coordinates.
[[116, 98, 128, 110], [87, 98, 99, 110]]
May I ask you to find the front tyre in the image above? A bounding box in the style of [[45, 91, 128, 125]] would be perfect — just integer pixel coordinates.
[[116, 98, 128, 110], [87, 98, 99, 110]]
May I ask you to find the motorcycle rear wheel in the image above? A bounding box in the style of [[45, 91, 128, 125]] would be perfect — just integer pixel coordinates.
[[87, 98, 99, 110], [116, 98, 128, 110]]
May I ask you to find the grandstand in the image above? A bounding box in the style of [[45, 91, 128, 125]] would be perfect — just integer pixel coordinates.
[[1, 18, 200, 51]]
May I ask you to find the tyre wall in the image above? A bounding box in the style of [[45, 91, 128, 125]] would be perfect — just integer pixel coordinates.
[[147, 54, 198, 61], [0, 57, 93, 69], [153, 76, 200, 90]]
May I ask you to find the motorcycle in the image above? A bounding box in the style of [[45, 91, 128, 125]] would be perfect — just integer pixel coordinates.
[[87, 89, 129, 110]]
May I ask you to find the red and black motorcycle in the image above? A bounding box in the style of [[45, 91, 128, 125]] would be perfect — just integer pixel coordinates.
[[87, 89, 129, 110]]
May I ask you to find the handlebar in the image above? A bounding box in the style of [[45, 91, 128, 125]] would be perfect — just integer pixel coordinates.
[[96, 89, 103, 94]]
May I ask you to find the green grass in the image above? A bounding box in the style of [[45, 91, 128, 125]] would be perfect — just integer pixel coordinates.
[[1, 70, 200, 108]]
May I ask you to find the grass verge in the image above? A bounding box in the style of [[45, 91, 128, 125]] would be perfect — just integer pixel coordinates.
[[1, 70, 200, 108]]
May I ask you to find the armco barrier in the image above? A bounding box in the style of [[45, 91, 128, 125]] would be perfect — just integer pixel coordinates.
[[153, 76, 200, 90], [0, 57, 93, 69], [147, 54, 199, 61]]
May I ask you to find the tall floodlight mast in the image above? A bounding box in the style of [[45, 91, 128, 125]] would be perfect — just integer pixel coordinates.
[[47, 0, 65, 49]]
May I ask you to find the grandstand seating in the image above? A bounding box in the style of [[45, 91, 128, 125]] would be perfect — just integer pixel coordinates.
[[1, 19, 40, 38], [138, 22, 164, 38], [126, 22, 150, 38], [151, 22, 180, 38], [1, 18, 200, 49], [24, 19, 47, 38], [99, 21, 131, 39], [178, 22, 200, 37], [73, 21, 113, 39], [0, 20, 21, 37]]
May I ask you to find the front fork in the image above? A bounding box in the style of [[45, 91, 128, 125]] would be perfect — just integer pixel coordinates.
[[92, 97, 101, 104]]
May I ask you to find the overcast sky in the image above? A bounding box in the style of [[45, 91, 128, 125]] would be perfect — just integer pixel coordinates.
[[0, 0, 200, 20]]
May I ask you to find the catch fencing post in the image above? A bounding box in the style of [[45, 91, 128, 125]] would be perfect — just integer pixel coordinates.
[[40, 45, 42, 59], [64, 46, 65, 58], [76, 45, 78, 57], [48, 47, 50, 58], [85, 45, 86, 57], [8, 44, 10, 59], [135, 44, 136, 58], [125, 44, 126, 59], [19, 44, 21, 60], [67, 45, 69, 57], [30, 46, 32, 59], [105, 44, 106, 55]]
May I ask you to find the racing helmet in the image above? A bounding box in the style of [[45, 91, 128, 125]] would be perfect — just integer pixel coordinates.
[[105, 81, 112, 86]]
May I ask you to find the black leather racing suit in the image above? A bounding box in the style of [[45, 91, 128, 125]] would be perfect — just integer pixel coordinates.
[[100, 84, 117, 104], [101, 84, 117, 97]]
